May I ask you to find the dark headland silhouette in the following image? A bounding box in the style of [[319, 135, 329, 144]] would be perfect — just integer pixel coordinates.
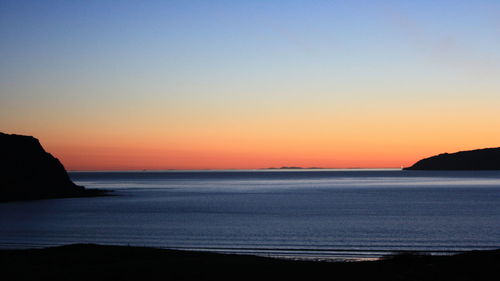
[[0, 132, 107, 202], [404, 147, 500, 170]]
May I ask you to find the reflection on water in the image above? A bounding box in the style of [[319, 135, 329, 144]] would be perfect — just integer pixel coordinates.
[[0, 169, 499, 260]]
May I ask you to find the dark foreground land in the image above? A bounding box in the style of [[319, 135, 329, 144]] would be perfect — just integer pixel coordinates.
[[1, 244, 499, 281]]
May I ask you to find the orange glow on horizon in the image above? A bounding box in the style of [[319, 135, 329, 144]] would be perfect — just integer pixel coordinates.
[[2, 1, 500, 172], [43, 133, 499, 171], [5, 90, 500, 171]]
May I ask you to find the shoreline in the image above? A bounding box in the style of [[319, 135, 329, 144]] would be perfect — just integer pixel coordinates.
[[1, 244, 499, 280], [0, 241, 485, 262]]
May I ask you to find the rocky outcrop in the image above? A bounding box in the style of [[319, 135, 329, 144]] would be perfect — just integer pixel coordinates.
[[0, 132, 105, 201], [404, 147, 500, 170]]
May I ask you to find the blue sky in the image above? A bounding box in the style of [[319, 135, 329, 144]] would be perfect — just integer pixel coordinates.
[[1, 0, 500, 169]]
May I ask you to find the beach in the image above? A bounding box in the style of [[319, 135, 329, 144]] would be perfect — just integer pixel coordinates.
[[1, 244, 499, 281]]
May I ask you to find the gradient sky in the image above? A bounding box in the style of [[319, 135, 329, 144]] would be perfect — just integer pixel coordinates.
[[1, 0, 500, 170]]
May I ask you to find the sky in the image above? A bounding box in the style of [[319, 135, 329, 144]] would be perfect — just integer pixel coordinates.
[[1, 0, 500, 170]]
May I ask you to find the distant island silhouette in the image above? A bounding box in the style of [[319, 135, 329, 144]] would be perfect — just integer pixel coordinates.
[[265, 166, 325, 170], [0, 132, 107, 202], [404, 147, 500, 170]]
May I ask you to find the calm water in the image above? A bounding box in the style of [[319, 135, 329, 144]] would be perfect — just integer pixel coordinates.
[[1, 169, 499, 260]]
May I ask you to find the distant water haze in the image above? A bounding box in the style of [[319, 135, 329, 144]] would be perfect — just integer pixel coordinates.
[[1, 169, 499, 260]]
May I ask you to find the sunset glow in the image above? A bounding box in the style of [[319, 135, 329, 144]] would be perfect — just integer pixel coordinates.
[[1, 0, 500, 170]]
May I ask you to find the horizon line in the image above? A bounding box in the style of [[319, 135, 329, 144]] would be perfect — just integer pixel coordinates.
[[67, 167, 403, 172]]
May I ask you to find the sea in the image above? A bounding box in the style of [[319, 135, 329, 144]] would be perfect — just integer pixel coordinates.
[[1, 169, 499, 260]]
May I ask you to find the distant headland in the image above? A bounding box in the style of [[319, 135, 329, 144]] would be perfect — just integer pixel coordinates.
[[0, 132, 107, 202], [404, 147, 500, 170]]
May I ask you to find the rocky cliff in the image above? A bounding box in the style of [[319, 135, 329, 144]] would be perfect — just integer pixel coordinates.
[[0, 132, 104, 201]]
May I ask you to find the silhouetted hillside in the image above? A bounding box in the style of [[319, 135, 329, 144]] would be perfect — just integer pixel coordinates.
[[404, 147, 500, 170], [0, 132, 106, 201]]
